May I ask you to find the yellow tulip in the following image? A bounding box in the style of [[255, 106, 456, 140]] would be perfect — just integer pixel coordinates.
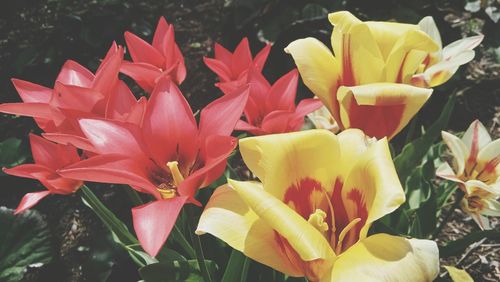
[[197, 129, 439, 281], [437, 120, 500, 229], [285, 11, 481, 140]]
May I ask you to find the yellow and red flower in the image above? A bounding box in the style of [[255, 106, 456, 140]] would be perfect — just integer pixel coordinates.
[[286, 11, 480, 139], [197, 129, 439, 281], [437, 120, 500, 229]]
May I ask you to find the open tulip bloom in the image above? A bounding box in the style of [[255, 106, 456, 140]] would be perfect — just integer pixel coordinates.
[[197, 129, 439, 281], [286, 11, 482, 140], [224, 69, 322, 135], [59, 78, 249, 256], [121, 17, 186, 92], [437, 120, 500, 230], [204, 37, 271, 84]]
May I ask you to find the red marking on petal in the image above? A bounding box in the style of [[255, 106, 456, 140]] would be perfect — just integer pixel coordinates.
[[346, 98, 405, 139], [283, 178, 324, 219], [467, 121, 480, 165]]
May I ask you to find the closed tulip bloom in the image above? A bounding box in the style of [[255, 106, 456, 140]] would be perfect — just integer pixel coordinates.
[[197, 129, 439, 281], [286, 11, 444, 139], [3, 134, 82, 214], [437, 120, 500, 229]]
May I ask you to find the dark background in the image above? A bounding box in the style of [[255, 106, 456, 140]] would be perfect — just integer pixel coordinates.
[[0, 0, 498, 281]]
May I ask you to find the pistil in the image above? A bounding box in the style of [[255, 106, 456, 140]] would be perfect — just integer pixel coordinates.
[[335, 217, 361, 254]]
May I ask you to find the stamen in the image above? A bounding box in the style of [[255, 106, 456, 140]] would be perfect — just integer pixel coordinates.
[[335, 217, 361, 254], [157, 183, 176, 199], [308, 209, 329, 235], [167, 161, 185, 187]]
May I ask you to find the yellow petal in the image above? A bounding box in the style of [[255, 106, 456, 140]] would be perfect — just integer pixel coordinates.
[[443, 266, 474, 282], [442, 131, 468, 176], [227, 179, 336, 264], [341, 138, 405, 243], [196, 184, 302, 276], [322, 234, 439, 282], [239, 130, 340, 200], [421, 50, 475, 87], [384, 28, 440, 82], [336, 129, 374, 180], [285, 38, 341, 125], [399, 49, 429, 84], [337, 83, 432, 139], [328, 11, 385, 85], [365, 21, 422, 60]]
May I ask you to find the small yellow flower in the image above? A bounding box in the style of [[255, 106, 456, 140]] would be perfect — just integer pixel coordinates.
[[437, 120, 500, 229]]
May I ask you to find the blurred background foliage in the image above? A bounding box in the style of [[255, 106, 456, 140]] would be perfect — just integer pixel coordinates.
[[0, 0, 499, 281]]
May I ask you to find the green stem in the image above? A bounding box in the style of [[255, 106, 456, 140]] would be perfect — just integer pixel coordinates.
[[187, 207, 213, 282], [124, 185, 144, 206], [171, 225, 196, 259], [431, 189, 465, 239], [404, 114, 419, 145], [80, 185, 138, 245]]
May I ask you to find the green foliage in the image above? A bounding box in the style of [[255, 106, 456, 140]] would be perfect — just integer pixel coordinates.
[[0, 207, 54, 282], [139, 259, 218, 282], [0, 138, 28, 168], [221, 250, 250, 282], [394, 94, 456, 183]]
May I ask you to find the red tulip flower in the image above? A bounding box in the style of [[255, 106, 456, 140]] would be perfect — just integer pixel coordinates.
[[3, 134, 82, 214], [59, 77, 249, 256], [204, 37, 271, 83], [219, 69, 322, 135], [121, 17, 186, 92], [0, 43, 146, 150]]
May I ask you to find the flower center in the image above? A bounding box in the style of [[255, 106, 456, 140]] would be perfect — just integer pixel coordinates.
[[308, 209, 329, 235], [335, 217, 361, 254], [156, 161, 185, 199]]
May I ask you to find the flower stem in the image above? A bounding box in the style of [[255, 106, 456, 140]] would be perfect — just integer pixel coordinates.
[[171, 225, 196, 259], [79, 185, 138, 245], [432, 189, 465, 239], [187, 207, 213, 282], [124, 185, 144, 206]]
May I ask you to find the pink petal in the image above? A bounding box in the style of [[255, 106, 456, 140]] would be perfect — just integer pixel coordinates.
[[254, 43, 271, 70], [42, 133, 96, 152], [92, 45, 124, 97], [0, 102, 55, 120], [59, 154, 158, 195], [143, 77, 198, 166], [124, 31, 165, 67], [294, 98, 323, 117], [204, 57, 232, 82], [78, 118, 147, 157], [152, 17, 170, 52], [266, 69, 298, 112], [214, 42, 233, 65], [231, 38, 253, 77], [120, 61, 162, 93], [198, 86, 249, 139], [52, 82, 105, 112], [105, 80, 137, 117], [56, 60, 94, 88], [14, 191, 51, 215], [11, 79, 52, 103], [29, 134, 80, 169], [132, 197, 187, 257]]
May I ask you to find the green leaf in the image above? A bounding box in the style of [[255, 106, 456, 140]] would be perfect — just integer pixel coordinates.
[[139, 260, 218, 282], [0, 207, 54, 282], [221, 250, 250, 282], [394, 94, 456, 183], [439, 230, 500, 257], [0, 138, 27, 168]]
